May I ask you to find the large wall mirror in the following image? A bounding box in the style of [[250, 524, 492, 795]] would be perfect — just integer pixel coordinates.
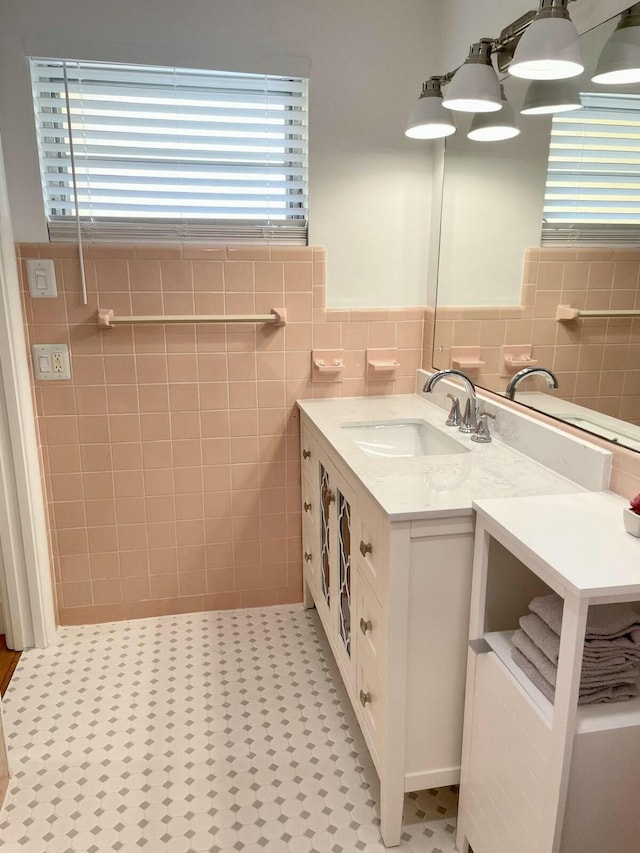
[[433, 8, 640, 453]]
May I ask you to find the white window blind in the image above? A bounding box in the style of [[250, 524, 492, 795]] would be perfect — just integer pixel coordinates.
[[30, 59, 308, 243], [542, 91, 640, 245]]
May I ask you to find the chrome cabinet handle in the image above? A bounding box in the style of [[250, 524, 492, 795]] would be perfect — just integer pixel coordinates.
[[359, 689, 371, 707], [302, 449, 311, 459], [304, 502, 311, 513], [359, 540, 372, 557], [327, 490, 335, 505], [359, 617, 372, 635], [304, 552, 312, 563]]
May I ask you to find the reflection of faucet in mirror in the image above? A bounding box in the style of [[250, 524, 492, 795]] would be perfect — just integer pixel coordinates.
[[424, 369, 478, 433], [506, 367, 558, 401]]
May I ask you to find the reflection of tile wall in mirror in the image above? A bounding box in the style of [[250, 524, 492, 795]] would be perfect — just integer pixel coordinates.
[[431, 246, 640, 447]]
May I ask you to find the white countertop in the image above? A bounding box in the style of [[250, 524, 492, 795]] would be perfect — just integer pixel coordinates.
[[473, 492, 640, 599], [297, 395, 586, 521]]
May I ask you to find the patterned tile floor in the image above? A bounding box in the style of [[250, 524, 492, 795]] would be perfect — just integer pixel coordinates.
[[0, 605, 458, 852]]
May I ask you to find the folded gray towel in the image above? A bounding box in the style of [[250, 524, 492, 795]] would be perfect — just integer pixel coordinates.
[[530, 594, 640, 642], [512, 629, 637, 688], [511, 648, 639, 705], [520, 613, 640, 668]]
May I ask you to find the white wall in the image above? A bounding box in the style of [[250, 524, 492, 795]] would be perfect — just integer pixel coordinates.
[[0, 0, 441, 308]]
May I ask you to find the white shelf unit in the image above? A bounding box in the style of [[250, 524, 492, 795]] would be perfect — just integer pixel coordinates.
[[457, 492, 640, 853], [485, 630, 640, 735]]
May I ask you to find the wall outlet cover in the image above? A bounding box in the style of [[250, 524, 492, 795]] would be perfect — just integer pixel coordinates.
[[32, 344, 71, 381]]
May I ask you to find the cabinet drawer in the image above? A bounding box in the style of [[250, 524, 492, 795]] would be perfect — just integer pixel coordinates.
[[302, 511, 318, 581], [300, 428, 318, 480], [301, 473, 315, 523], [355, 571, 384, 679], [356, 499, 389, 602], [356, 651, 385, 762]]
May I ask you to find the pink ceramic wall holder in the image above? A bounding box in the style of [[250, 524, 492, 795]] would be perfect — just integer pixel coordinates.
[[500, 345, 538, 377], [366, 349, 400, 381], [556, 304, 580, 321], [311, 350, 344, 382], [450, 347, 485, 372]]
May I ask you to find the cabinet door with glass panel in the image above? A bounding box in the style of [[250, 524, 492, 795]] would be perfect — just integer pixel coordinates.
[[301, 430, 357, 692]]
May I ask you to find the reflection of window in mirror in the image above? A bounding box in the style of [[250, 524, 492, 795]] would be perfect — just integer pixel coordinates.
[[543, 91, 640, 243]]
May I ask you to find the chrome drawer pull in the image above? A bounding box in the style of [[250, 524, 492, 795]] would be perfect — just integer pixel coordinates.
[[304, 502, 312, 513], [304, 552, 312, 563], [359, 689, 371, 707], [359, 540, 372, 557], [359, 617, 372, 635], [302, 449, 311, 459]]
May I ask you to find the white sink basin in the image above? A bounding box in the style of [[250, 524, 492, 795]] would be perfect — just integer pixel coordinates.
[[341, 419, 470, 458]]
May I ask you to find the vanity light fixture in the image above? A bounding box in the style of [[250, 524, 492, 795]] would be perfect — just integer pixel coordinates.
[[405, 77, 456, 139], [442, 41, 503, 113], [467, 85, 521, 141], [520, 77, 583, 114], [592, 4, 640, 85], [509, 0, 583, 80]]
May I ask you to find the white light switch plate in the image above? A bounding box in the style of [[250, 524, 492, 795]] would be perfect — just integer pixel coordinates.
[[32, 344, 71, 381], [26, 259, 57, 298]]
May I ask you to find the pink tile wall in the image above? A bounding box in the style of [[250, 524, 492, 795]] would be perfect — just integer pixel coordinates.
[[18, 243, 425, 625]]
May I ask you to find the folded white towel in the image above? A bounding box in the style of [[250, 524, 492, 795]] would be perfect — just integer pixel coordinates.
[[511, 648, 639, 705], [530, 594, 640, 642], [512, 629, 637, 688]]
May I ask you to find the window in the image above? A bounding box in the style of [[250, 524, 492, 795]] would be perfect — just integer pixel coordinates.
[[30, 59, 308, 243], [542, 91, 640, 245]]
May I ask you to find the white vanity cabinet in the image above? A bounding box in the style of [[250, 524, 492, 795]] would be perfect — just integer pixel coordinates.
[[300, 413, 476, 848], [457, 492, 640, 853]]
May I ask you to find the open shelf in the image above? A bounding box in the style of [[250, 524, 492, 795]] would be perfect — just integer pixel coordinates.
[[485, 630, 640, 735]]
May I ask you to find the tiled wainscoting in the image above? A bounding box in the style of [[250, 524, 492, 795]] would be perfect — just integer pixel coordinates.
[[433, 247, 640, 425], [17, 243, 430, 625]]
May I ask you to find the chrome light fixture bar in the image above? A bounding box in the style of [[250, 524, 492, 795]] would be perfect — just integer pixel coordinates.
[[468, 85, 521, 140], [592, 4, 640, 85], [510, 0, 583, 80], [405, 77, 456, 139], [442, 40, 503, 113]]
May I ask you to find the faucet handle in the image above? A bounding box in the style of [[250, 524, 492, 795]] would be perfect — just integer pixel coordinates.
[[471, 411, 496, 444], [445, 394, 462, 427]]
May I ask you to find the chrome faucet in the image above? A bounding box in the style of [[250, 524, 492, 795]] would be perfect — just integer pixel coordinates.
[[506, 367, 559, 401], [424, 369, 478, 433]]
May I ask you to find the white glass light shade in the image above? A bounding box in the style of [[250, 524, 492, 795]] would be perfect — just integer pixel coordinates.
[[405, 93, 456, 139], [405, 80, 456, 139], [442, 59, 502, 113], [592, 12, 640, 85], [468, 90, 520, 141], [510, 15, 583, 80], [520, 79, 582, 115]]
